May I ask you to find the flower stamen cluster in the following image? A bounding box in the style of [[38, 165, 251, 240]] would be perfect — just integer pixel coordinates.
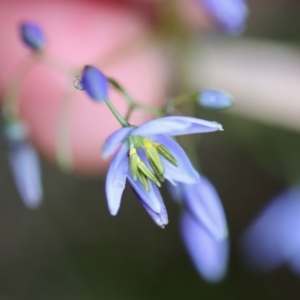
[[128, 136, 179, 192]]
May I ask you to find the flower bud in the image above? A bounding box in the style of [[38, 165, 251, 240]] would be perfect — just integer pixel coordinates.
[[20, 22, 45, 51], [81, 66, 108, 102], [198, 90, 233, 110]]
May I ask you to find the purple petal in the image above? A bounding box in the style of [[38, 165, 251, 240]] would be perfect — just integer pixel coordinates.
[[128, 173, 162, 214], [105, 142, 129, 215], [240, 187, 300, 272], [134, 182, 168, 228], [199, 0, 248, 35], [132, 116, 223, 137], [288, 251, 300, 276], [181, 212, 229, 283], [8, 141, 42, 209], [182, 177, 228, 241], [102, 126, 134, 159], [152, 135, 200, 184]]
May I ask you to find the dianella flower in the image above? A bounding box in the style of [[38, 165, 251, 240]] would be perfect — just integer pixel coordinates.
[[103, 117, 223, 227], [169, 177, 229, 282], [240, 186, 300, 275], [4, 121, 43, 208], [20, 22, 45, 51], [198, 0, 249, 35]]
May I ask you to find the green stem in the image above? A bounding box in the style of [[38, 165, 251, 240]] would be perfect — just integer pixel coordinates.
[[108, 78, 135, 105], [105, 98, 128, 127], [164, 92, 199, 112], [108, 77, 163, 118], [35, 51, 76, 74], [55, 77, 75, 172], [2, 54, 38, 122]]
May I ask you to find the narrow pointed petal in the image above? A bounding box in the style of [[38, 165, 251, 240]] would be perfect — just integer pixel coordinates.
[[132, 116, 223, 137], [102, 126, 133, 158], [128, 173, 161, 214], [181, 212, 229, 283], [183, 177, 228, 241], [8, 141, 42, 208], [240, 187, 300, 272], [199, 0, 248, 35], [105, 142, 129, 215], [133, 182, 168, 228], [152, 135, 200, 184]]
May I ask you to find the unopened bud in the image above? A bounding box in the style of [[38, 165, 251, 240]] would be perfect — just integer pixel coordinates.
[[81, 66, 108, 102], [20, 22, 45, 51]]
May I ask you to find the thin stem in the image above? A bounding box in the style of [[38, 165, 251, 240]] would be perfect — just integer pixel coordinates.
[[164, 92, 199, 112], [35, 51, 76, 74], [55, 76, 75, 172], [2, 54, 38, 122], [124, 105, 135, 122], [108, 78, 135, 105], [108, 77, 163, 118], [105, 98, 129, 127], [138, 104, 163, 117]]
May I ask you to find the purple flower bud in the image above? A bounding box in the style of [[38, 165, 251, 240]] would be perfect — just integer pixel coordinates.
[[198, 90, 233, 110], [4, 122, 43, 209], [81, 66, 108, 102], [198, 0, 249, 35], [181, 212, 229, 283], [8, 141, 43, 209], [240, 187, 300, 274], [20, 22, 45, 51]]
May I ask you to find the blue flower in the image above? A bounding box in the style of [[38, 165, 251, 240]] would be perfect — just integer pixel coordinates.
[[198, 0, 249, 35], [181, 212, 229, 283], [103, 116, 223, 227], [240, 187, 300, 274], [20, 22, 45, 51], [81, 66, 108, 102], [169, 177, 229, 282], [4, 121, 43, 208], [198, 90, 233, 110]]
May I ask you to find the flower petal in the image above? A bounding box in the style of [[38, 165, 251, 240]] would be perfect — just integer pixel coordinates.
[[240, 187, 300, 272], [199, 0, 248, 35], [152, 135, 200, 184], [133, 182, 168, 228], [181, 212, 229, 283], [105, 142, 129, 215], [128, 173, 162, 214], [182, 177, 228, 241], [132, 116, 223, 137], [8, 141, 42, 208], [102, 126, 133, 159]]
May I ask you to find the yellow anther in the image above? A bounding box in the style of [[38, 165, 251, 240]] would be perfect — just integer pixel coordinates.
[[143, 139, 153, 148], [129, 148, 137, 156]]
